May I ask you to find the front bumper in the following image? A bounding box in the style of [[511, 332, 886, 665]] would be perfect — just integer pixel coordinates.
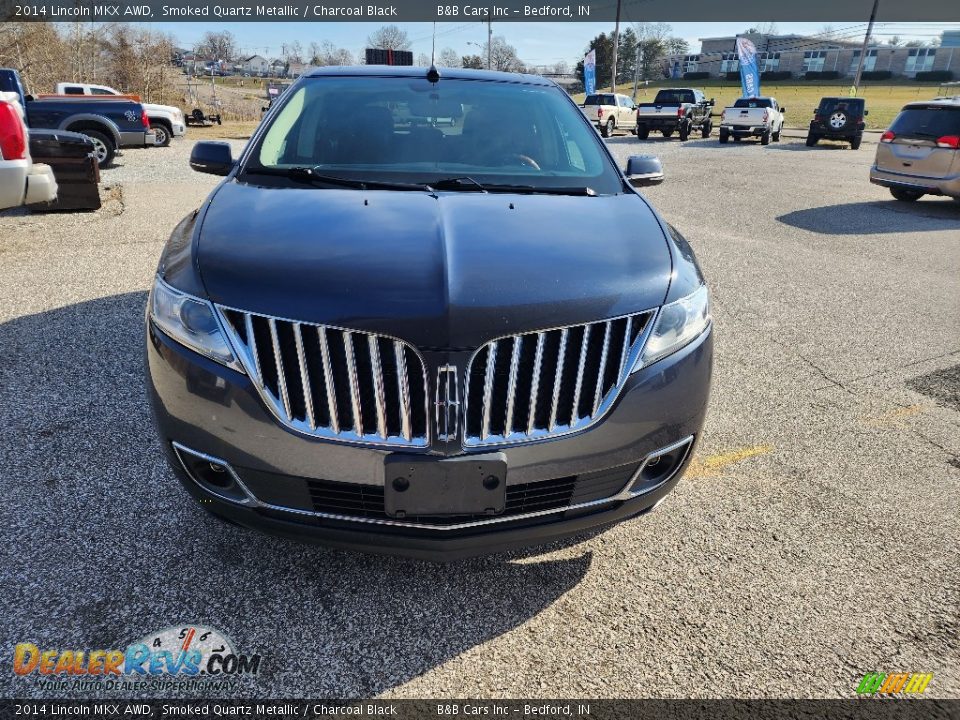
[[172, 122, 186, 137], [147, 320, 713, 559], [870, 165, 960, 198]]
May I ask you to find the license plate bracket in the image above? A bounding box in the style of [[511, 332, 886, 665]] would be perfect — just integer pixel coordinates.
[[384, 453, 507, 518]]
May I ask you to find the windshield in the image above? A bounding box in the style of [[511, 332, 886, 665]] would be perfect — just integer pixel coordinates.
[[653, 90, 695, 104], [245, 76, 623, 195], [889, 106, 960, 139], [734, 98, 772, 109]]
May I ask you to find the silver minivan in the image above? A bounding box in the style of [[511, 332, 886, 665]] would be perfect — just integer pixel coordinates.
[[870, 97, 960, 202]]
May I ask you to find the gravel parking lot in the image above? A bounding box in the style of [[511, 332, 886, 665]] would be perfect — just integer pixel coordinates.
[[1, 130, 957, 699]]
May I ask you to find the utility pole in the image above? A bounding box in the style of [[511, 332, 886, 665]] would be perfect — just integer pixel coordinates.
[[852, 0, 880, 95], [610, 0, 622, 91], [487, 16, 492, 70], [632, 42, 642, 99]]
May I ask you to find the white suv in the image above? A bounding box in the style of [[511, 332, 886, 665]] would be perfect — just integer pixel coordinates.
[[580, 93, 637, 138]]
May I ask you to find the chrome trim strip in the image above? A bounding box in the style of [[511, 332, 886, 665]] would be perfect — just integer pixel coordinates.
[[394, 340, 411, 442], [618, 315, 632, 376], [293, 323, 315, 430], [174, 435, 694, 531], [548, 328, 569, 432], [343, 331, 363, 436], [503, 336, 523, 436], [481, 342, 498, 441], [592, 321, 612, 415], [570, 324, 592, 423], [171, 442, 258, 508], [244, 313, 262, 381], [369, 336, 387, 440], [318, 327, 339, 435], [268, 318, 292, 421], [527, 332, 545, 436]]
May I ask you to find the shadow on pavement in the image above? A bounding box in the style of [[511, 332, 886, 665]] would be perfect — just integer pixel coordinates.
[[777, 199, 960, 234], [0, 292, 595, 698]]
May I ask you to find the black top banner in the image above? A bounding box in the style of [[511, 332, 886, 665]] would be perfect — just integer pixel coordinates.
[[1, 0, 959, 22]]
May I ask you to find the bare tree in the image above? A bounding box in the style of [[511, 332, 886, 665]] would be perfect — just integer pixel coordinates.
[[367, 25, 412, 51], [489, 36, 524, 73], [416, 53, 431, 67], [462, 54, 484, 69], [551, 61, 570, 75], [195, 30, 237, 62], [438, 47, 460, 68]]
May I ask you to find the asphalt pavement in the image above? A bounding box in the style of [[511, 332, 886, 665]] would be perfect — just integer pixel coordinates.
[[0, 132, 957, 699]]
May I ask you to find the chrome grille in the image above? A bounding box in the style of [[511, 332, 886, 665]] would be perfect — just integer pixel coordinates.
[[219, 308, 429, 447], [463, 311, 654, 447]]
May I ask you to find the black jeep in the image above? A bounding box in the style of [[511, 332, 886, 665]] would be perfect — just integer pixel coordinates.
[[806, 97, 867, 149]]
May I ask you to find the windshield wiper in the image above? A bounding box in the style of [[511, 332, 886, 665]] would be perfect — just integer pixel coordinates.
[[245, 166, 434, 192], [478, 184, 597, 196], [431, 176, 488, 192]]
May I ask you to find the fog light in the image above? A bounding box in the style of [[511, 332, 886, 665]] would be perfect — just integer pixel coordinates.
[[172, 442, 257, 506], [627, 436, 694, 496]]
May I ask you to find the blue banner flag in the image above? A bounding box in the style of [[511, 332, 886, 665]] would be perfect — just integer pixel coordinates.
[[736, 37, 761, 97], [584, 50, 596, 95]]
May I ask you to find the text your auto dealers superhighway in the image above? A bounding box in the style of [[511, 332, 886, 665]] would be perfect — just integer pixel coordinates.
[[162, 4, 398, 16]]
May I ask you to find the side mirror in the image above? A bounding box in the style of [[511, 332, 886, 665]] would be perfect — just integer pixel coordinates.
[[781, 106, 786, 113], [709, 98, 715, 105], [190, 141, 234, 176], [625, 155, 664, 188], [864, 110, 869, 116]]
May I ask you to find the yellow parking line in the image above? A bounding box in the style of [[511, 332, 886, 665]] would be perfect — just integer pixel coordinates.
[[687, 444, 773, 480], [862, 404, 925, 427]]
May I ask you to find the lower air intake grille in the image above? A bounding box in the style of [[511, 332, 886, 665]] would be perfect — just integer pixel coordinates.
[[464, 311, 654, 447], [219, 308, 429, 447]]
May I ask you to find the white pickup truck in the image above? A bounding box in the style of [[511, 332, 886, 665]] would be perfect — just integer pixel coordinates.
[[0, 91, 57, 211], [54, 82, 185, 147], [718, 96, 786, 145], [579, 93, 637, 138]]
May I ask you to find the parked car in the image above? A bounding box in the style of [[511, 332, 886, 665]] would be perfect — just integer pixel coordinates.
[[54, 82, 186, 148], [0, 68, 155, 167], [28, 128, 101, 211], [719, 97, 785, 145], [0, 92, 57, 210], [870, 97, 960, 202], [635, 88, 713, 141], [806, 97, 867, 149], [146, 66, 712, 560], [580, 92, 637, 137]]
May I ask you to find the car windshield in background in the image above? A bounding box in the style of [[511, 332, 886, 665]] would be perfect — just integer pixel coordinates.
[[653, 90, 695, 104], [734, 98, 773, 108], [583, 94, 615, 106], [245, 76, 624, 195], [889, 106, 960, 139], [820, 99, 863, 113]]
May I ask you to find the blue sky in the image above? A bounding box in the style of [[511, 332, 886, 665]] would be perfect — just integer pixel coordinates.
[[158, 22, 957, 66]]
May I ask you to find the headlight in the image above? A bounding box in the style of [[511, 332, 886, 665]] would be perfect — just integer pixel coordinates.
[[637, 284, 711, 368], [150, 276, 243, 372]]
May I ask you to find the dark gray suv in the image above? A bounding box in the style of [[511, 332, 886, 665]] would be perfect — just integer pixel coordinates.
[[146, 66, 713, 559]]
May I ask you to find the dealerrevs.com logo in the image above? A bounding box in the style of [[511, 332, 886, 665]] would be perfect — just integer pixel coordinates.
[[13, 625, 261, 691], [856, 672, 934, 696]]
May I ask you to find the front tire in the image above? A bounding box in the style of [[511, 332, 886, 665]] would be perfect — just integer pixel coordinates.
[[151, 122, 172, 147], [890, 188, 923, 202], [79, 129, 115, 168]]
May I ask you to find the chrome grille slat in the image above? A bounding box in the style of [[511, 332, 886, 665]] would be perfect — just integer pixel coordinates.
[[218, 307, 429, 447], [394, 340, 412, 442], [465, 310, 654, 447], [268, 318, 292, 421], [503, 337, 523, 436], [342, 331, 363, 437], [526, 332, 545, 436], [292, 323, 315, 430]]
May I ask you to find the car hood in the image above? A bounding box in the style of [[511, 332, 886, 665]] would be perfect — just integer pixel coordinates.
[[143, 102, 180, 117], [196, 180, 673, 349]]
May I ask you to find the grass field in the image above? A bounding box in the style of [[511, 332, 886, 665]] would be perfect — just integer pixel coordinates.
[[575, 81, 955, 129]]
